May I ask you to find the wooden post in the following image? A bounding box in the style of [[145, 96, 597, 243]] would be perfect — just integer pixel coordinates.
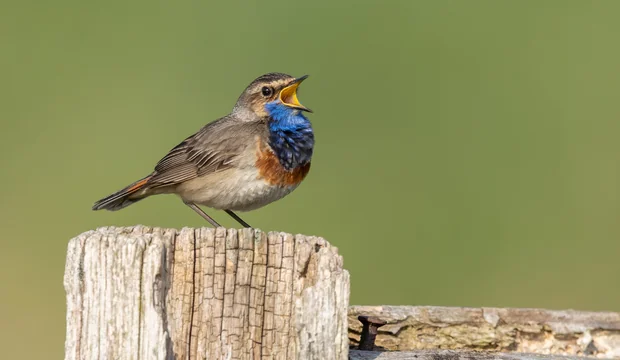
[[64, 226, 350, 360]]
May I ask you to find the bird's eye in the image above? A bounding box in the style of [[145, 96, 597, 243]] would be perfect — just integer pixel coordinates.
[[261, 86, 273, 97]]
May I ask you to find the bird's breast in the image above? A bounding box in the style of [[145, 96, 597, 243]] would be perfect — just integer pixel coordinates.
[[255, 137, 311, 187]]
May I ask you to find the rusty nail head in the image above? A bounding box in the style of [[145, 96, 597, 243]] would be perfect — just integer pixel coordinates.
[[358, 315, 387, 351]]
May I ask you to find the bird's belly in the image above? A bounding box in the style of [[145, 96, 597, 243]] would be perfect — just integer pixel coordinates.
[[175, 167, 299, 211]]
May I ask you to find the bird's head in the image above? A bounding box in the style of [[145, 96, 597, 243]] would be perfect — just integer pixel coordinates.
[[233, 73, 311, 119]]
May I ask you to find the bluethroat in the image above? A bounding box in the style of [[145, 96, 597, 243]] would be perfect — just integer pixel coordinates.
[[93, 73, 314, 228]]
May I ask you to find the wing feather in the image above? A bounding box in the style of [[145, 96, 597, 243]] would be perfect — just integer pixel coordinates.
[[147, 117, 264, 187]]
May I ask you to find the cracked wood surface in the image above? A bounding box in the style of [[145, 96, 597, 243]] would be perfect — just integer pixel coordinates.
[[348, 306, 620, 359], [64, 226, 350, 360]]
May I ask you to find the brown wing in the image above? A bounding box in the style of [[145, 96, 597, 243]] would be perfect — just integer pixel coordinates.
[[147, 116, 264, 187]]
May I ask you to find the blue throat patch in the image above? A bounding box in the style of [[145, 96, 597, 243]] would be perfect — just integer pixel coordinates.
[[265, 101, 314, 171]]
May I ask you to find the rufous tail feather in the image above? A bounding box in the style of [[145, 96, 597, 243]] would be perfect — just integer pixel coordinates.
[[92, 175, 152, 211]]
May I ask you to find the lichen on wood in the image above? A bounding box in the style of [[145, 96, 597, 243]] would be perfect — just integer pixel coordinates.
[[348, 306, 620, 358]]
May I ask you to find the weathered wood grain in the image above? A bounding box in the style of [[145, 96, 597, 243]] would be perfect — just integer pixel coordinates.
[[64, 226, 349, 360], [349, 350, 595, 360], [349, 306, 620, 358]]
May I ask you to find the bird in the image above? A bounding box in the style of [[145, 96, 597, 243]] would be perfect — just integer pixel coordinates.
[[92, 73, 314, 228]]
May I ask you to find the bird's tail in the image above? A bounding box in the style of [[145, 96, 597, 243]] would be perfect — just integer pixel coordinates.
[[92, 175, 153, 211]]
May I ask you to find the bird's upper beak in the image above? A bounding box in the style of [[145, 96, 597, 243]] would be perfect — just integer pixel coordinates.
[[279, 75, 312, 112]]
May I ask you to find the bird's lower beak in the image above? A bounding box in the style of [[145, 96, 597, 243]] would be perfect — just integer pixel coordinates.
[[279, 75, 312, 112]]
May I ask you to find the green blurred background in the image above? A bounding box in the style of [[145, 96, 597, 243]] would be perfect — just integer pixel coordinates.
[[2, 0, 620, 358]]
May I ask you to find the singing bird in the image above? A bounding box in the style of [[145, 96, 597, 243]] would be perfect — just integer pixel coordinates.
[[92, 73, 314, 228]]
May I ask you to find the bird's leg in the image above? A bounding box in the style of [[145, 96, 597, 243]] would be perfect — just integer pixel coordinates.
[[225, 210, 252, 228], [184, 202, 221, 227]]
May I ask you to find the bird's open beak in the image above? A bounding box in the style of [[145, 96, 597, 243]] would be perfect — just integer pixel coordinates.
[[279, 75, 312, 112]]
